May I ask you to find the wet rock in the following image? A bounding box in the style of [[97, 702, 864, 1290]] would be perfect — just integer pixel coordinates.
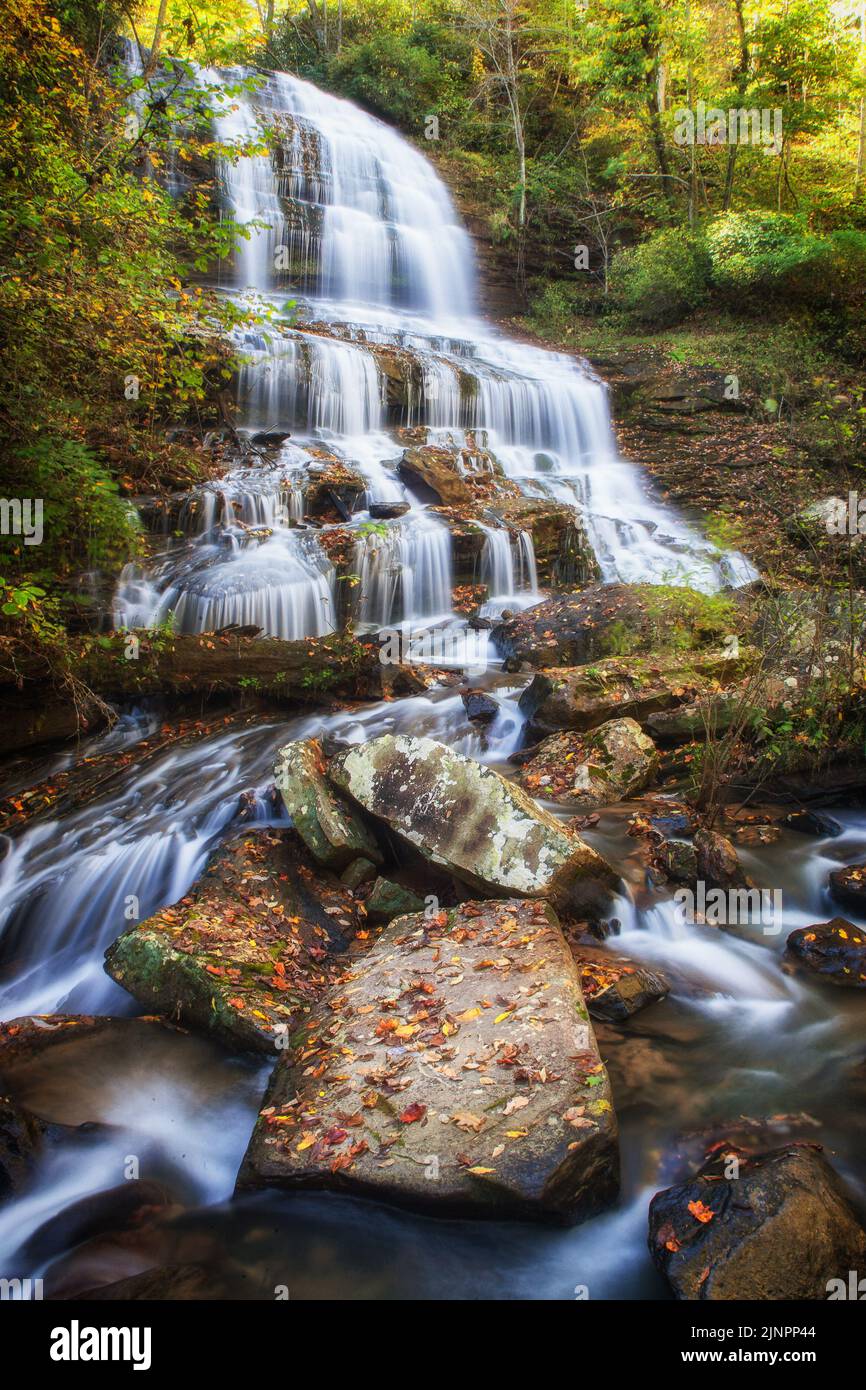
[[397, 444, 481, 505], [21, 1180, 175, 1268], [303, 460, 367, 519], [781, 809, 842, 837], [368, 501, 410, 520], [649, 1145, 866, 1300], [484, 496, 599, 587], [785, 918, 866, 988], [105, 830, 361, 1054], [519, 650, 750, 736], [274, 738, 382, 870], [237, 899, 619, 1222], [365, 877, 426, 923], [0, 1095, 45, 1202], [656, 837, 699, 884], [340, 857, 378, 890], [518, 718, 659, 809], [694, 828, 751, 891], [250, 430, 291, 447], [572, 946, 669, 1021], [461, 690, 499, 723], [828, 861, 866, 914], [328, 733, 619, 914]]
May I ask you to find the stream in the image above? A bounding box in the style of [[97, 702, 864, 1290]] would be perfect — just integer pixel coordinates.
[[1, 60, 863, 1301]]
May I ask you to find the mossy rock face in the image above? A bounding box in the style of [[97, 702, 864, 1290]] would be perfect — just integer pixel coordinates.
[[237, 898, 619, 1223], [328, 733, 619, 915], [519, 649, 753, 738], [104, 830, 362, 1055], [274, 738, 382, 871], [518, 718, 659, 809], [493, 583, 742, 670], [649, 1146, 866, 1300]]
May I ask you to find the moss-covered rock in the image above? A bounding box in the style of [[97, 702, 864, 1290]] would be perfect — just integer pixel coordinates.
[[104, 830, 361, 1054], [237, 898, 619, 1222], [274, 738, 382, 870], [518, 718, 659, 809], [365, 877, 426, 923]]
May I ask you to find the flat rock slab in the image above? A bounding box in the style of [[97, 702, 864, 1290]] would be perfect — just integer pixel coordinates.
[[237, 899, 619, 1222], [329, 733, 618, 914], [105, 829, 362, 1054]]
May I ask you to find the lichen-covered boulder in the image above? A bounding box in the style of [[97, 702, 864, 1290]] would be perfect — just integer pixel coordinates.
[[328, 733, 619, 913], [786, 918, 866, 988], [237, 899, 619, 1222], [649, 1145, 866, 1300], [274, 738, 382, 870], [105, 830, 361, 1054], [518, 718, 659, 809]]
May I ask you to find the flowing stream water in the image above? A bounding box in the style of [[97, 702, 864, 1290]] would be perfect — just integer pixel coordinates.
[[1, 63, 863, 1300]]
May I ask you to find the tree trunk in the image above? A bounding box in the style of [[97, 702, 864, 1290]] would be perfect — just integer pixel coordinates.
[[723, 0, 750, 211], [143, 0, 170, 77]]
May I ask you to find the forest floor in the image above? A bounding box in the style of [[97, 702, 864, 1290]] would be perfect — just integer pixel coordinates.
[[504, 307, 864, 589]]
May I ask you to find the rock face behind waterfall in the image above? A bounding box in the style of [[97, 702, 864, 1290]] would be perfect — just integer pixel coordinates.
[[327, 733, 619, 914], [237, 899, 619, 1222]]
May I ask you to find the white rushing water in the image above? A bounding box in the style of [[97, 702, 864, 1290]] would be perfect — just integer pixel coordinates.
[[114, 63, 755, 640]]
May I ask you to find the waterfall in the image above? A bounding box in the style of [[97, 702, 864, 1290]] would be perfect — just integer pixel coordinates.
[[115, 59, 756, 648]]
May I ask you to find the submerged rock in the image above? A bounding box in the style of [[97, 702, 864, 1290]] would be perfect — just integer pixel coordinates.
[[649, 1145, 866, 1300], [0, 1095, 46, 1202], [237, 899, 619, 1222], [274, 738, 382, 870], [328, 733, 619, 913], [786, 918, 866, 988], [518, 718, 659, 809], [105, 830, 361, 1054]]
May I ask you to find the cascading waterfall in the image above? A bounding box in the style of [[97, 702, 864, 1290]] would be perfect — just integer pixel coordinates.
[[115, 59, 755, 645]]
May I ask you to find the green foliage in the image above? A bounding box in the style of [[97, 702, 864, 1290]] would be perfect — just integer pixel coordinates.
[[326, 28, 469, 131], [638, 585, 740, 651], [610, 229, 713, 327]]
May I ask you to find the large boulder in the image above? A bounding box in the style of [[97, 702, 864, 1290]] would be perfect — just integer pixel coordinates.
[[105, 829, 361, 1054], [328, 733, 619, 913], [518, 718, 659, 809], [237, 899, 619, 1222], [274, 738, 382, 870], [519, 650, 751, 738], [786, 918, 866, 988], [649, 1145, 866, 1299]]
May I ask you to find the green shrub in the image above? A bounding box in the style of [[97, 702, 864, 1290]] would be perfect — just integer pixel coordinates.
[[1, 437, 140, 575], [609, 228, 712, 327], [327, 31, 464, 132]]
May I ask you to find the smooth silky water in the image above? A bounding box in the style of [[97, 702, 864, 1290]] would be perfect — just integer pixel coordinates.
[[4, 65, 859, 1300]]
